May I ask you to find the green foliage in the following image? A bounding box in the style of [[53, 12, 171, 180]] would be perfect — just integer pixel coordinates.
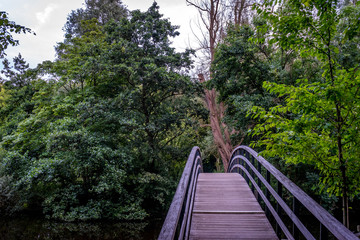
[[248, 0, 360, 226], [0, 3, 206, 222], [0, 86, 9, 107], [250, 71, 360, 198], [210, 24, 274, 144], [100, 2, 200, 164], [336, 4, 360, 69], [0, 11, 33, 58], [209, 0, 360, 227], [62, 0, 127, 40], [54, 19, 109, 90], [0, 175, 18, 215]]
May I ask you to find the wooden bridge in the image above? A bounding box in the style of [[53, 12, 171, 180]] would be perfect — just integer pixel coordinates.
[[158, 146, 358, 240]]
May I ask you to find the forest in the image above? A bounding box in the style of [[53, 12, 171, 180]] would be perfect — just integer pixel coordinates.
[[0, 0, 360, 235]]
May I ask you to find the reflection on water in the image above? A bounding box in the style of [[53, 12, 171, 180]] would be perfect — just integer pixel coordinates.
[[0, 216, 162, 240]]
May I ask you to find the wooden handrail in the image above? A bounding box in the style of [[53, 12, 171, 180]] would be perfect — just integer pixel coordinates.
[[158, 146, 202, 240], [231, 163, 295, 240], [228, 145, 358, 240]]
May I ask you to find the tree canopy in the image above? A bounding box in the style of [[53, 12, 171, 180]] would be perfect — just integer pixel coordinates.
[[0, 2, 206, 221], [209, 0, 360, 228]]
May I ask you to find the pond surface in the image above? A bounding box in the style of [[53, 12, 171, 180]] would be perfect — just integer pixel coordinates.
[[0, 216, 162, 240]]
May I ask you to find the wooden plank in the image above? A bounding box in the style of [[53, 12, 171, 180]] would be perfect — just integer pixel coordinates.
[[189, 173, 278, 240], [193, 173, 263, 213], [190, 214, 277, 240]]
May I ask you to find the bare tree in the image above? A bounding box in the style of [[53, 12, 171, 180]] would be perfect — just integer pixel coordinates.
[[230, 0, 252, 25], [186, 0, 232, 170], [187, 0, 254, 170]]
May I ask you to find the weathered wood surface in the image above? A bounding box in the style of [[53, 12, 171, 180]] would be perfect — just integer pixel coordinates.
[[189, 173, 278, 240]]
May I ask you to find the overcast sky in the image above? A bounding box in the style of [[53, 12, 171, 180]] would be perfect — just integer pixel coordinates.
[[1, 0, 199, 68]]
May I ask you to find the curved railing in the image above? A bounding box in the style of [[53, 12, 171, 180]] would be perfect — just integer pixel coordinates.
[[158, 146, 203, 240], [227, 145, 358, 240]]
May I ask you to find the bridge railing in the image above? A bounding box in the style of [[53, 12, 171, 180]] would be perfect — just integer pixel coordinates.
[[228, 145, 358, 240], [158, 146, 202, 240]]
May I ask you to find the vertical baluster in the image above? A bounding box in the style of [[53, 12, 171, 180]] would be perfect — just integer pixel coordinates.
[[251, 155, 255, 193], [244, 157, 249, 185], [276, 181, 283, 238], [232, 150, 236, 173], [247, 152, 255, 192], [257, 161, 262, 202], [239, 156, 242, 174], [245, 151, 249, 168], [257, 161, 262, 188], [293, 197, 299, 239], [237, 156, 240, 174], [265, 170, 271, 218], [245, 151, 251, 187], [320, 223, 328, 240]]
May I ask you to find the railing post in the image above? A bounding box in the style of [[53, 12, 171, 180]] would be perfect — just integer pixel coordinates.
[[245, 151, 254, 192], [256, 161, 262, 202], [236, 155, 240, 173], [320, 223, 328, 240], [245, 152, 250, 185], [265, 170, 271, 218], [250, 155, 255, 193], [239, 156, 242, 174], [257, 161, 262, 189], [293, 197, 300, 239], [276, 181, 283, 238]]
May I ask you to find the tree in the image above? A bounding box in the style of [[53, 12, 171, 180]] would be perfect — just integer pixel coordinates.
[[210, 24, 273, 145], [0, 11, 33, 93], [0, 55, 36, 141], [187, 0, 256, 170], [0, 11, 33, 58], [229, 0, 254, 25], [0, 2, 205, 221], [103, 2, 200, 169], [1, 53, 34, 88], [54, 19, 109, 90], [187, 0, 233, 170], [251, 1, 360, 228], [62, 0, 127, 40]]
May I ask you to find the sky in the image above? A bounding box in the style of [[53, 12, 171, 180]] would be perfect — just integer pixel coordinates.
[[1, 0, 199, 68]]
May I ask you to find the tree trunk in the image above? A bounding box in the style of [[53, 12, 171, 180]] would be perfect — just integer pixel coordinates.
[[336, 105, 349, 228], [199, 74, 232, 171], [233, 0, 248, 25], [187, 0, 243, 170]]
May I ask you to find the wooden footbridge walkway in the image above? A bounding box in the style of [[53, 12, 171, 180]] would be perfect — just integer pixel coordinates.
[[158, 146, 358, 240], [190, 173, 277, 239]]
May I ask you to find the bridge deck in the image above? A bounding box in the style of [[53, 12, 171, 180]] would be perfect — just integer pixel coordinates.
[[189, 173, 278, 240]]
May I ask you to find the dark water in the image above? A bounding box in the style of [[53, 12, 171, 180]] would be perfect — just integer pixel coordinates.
[[0, 216, 162, 240]]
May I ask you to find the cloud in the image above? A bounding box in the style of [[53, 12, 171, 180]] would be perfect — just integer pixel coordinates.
[[36, 4, 58, 25]]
